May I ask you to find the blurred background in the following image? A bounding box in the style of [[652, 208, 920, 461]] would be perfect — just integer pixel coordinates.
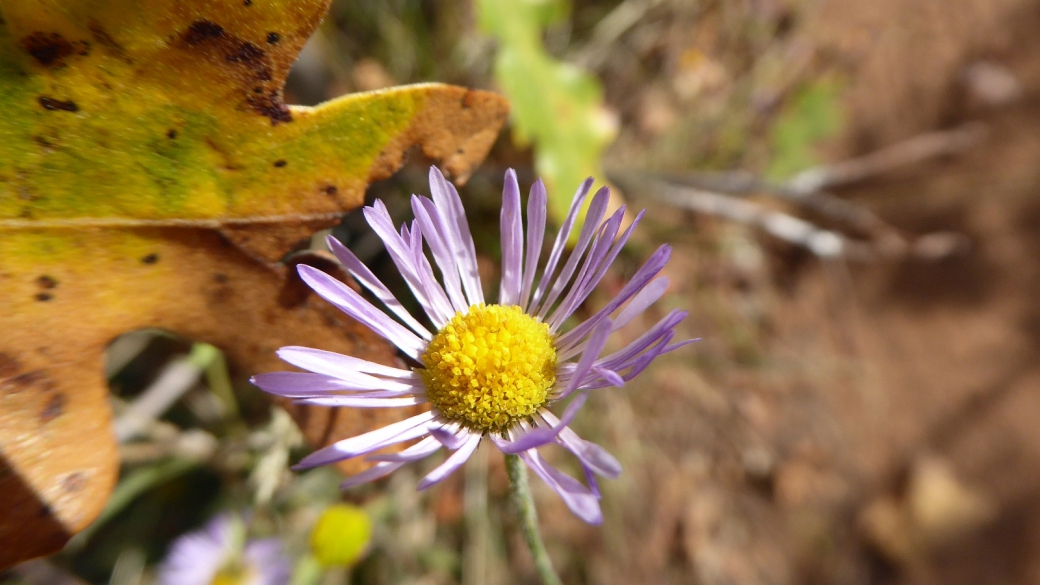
[[8, 0, 1040, 583]]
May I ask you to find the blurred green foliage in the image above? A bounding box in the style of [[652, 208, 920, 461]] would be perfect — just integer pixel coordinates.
[[766, 79, 844, 179], [477, 0, 616, 220]]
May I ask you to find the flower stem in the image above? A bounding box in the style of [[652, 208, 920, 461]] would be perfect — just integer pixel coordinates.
[[505, 454, 563, 585]]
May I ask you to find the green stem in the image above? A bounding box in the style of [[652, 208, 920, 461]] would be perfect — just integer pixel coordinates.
[[505, 454, 563, 585]]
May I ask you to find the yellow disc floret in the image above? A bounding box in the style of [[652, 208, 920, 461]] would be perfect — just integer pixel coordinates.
[[421, 304, 557, 433], [210, 562, 253, 585]]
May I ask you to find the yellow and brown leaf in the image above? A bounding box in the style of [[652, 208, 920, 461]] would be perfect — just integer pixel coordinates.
[[0, 0, 507, 568]]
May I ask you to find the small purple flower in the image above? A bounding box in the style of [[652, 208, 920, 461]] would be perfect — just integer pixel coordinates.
[[157, 515, 291, 585], [252, 168, 692, 524]]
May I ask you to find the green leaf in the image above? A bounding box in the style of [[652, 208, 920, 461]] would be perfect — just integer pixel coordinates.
[[478, 0, 616, 221], [766, 79, 844, 180]]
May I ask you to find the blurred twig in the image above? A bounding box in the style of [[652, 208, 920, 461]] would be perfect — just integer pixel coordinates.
[[783, 122, 986, 195], [571, 0, 665, 70], [644, 181, 852, 258], [612, 123, 984, 260], [113, 343, 231, 442], [108, 548, 145, 585]]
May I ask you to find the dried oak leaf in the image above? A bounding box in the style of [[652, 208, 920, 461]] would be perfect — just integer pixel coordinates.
[[0, 0, 508, 568]]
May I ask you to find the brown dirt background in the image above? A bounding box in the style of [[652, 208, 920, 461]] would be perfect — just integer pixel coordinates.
[[546, 1, 1040, 584]]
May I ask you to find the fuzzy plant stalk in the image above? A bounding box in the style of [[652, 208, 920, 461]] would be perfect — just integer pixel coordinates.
[[506, 454, 563, 585]]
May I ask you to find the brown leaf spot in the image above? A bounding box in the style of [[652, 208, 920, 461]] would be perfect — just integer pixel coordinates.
[[273, 159, 287, 168], [166, 129, 177, 139], [182, 20, 225, 45], [248, 91, 292, 125], [208, 277, 235, 305], [40, 393, 65, 423], [1, 370, 55, 396], [35, 292, 53, 302], [0, 354, 21, 379], [226, 41, 265, 67], [36, 275, 58, 289], [38, 97, 79, 112], [88, 23, 129, 63], [61, 472, 86, 493], [141, 253, 159, 264], [266, 32, 280, 44], [20, 32, 75, 67], [324, 185, 338, 196], [178, 20, 290, 125]]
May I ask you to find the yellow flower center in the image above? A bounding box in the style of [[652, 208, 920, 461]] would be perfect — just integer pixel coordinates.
[[210, 562, 253, 585], [421, 304, 557, 433]]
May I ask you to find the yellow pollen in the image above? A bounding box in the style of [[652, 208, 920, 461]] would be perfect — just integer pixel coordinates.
[[421, 304, 557, 433], [210, 562, 253, 585]]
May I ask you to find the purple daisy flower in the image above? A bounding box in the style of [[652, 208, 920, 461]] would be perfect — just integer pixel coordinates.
[[157, 515, 291, 585], [252, 167, 691, 524]]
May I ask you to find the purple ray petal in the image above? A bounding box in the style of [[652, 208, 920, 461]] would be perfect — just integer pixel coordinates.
[[577, 333, 678, 392], [556, 245, 672, 352], [663, 338, 701, 353], [519, 179, 547, 311], [297, 265, 426, 359], [531, 178, 594, 310], [545, 418, 622, 479], [325, 236, 432, 339], [499, 168, 524, 306], [520, 450, 603, 524], [296, 389, 418, 399], [157, 518, 229, 585], [592, 366, 624, 387], [243, 539, 292, 585], [497, 391, 590, 454], [550, 209, 646, 332], [547, 204, 626, 330], [430, 423, 471, 450], [250, 372, 407, 396], [413, 196, 468, 312], [366, 436, 443, 462], [557, 317, 614, 399], [534, 186, 611, 319], [340, 461, 406, 489], [293, 411, 435, 469], [363, 201, 452, 327], [583, 464, 601, 498], [363, 203, 424, 297], [263, 360, 414, 393], [417, 434, 481, 490], [612, 275, 668, 330], [594, 309, 687, 371], [406, 223, 456, 325], [429, 167, 484, 305], [294, 395, 426, 408], [276, 346, 414, 379]]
